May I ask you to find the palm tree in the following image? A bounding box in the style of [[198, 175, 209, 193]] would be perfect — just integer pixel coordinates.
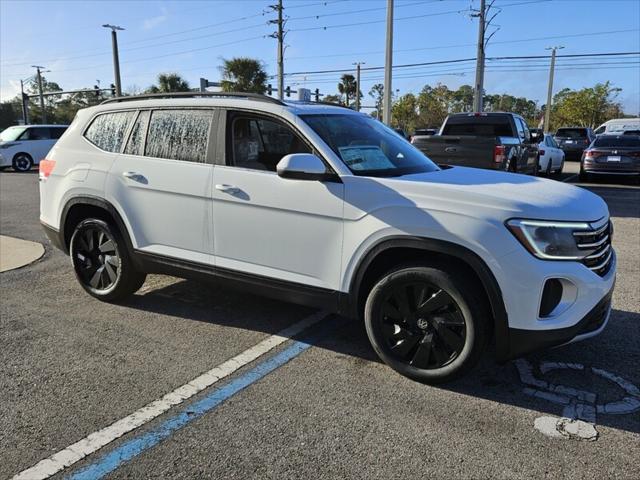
[[220, 58, 267, 94], [146, 73, 190, 93], [337, 74, 357, 107]]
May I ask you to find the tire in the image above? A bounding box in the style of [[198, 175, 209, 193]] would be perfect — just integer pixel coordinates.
[[364, 263, 489, 384], [545, 158, 552, 176], [554, 158, 564, 176], [579, 169, 591, 183], [69, 218, 146, 302], [12, 153, 33, 172]]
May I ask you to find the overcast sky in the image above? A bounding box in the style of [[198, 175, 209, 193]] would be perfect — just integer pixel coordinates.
[[1, 0, 639, 114]]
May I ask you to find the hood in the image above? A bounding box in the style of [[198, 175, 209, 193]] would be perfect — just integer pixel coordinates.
[[371, 166, 609, 222]]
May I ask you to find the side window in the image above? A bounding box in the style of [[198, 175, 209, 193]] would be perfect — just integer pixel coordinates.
[[229, 114, 311, 171], [124, 110, 150, 156], [50, 127, 67, 139], [518, 118, 530, 142], [514, 117, 525, 140], [84, 111, 136, 153], [145, 110, 212, 163], [21, 127, 50, 140]]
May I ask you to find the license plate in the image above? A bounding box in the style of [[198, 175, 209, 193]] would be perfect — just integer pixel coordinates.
[[607, 156, 621, 162], [565, 140, 574, 144]]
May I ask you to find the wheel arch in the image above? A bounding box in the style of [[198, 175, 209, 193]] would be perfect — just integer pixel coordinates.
[[60, 196, 134, 257], [347, 236, 510, 361]]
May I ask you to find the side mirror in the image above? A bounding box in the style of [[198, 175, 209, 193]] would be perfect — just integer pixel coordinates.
[[276, 153, 334, 181]]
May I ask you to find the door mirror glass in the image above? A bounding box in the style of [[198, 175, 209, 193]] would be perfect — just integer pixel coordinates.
[[276, 153, 332, 181]]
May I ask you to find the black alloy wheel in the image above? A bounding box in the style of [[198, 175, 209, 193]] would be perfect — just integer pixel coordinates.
[[12, 153, 33, 172]]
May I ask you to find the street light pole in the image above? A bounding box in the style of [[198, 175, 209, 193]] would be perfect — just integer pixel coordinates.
[[383, 0, 394, 125], [544, 46, 564, 133], [472, 0, 486, 112], [102, 24, 124, 97], [353, 62, 365, 112], [31, 65, 46, 124]]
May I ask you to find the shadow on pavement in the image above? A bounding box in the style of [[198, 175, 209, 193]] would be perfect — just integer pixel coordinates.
[[124, 278, 640, 436]]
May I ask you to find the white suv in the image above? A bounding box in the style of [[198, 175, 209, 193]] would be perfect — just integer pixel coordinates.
[[39, 93, 616, 383]]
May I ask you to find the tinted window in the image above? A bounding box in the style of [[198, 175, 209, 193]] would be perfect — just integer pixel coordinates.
[[22, 127, 50, 140], [301, 114, 439, 177], [145, 110, 212, 163], [0, 126, 27, 142], [593, 136, 640, 148], [85, 111, 136, 152], [556, 128, 589, 138], [124, 110, 150, 156], [50, 127, 67, 139], [442, 116, 513, 137], [230, 115, 311, 171]]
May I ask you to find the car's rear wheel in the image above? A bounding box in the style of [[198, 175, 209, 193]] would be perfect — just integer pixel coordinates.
[[70, 218, 146, 302], [12, 153, 33, 172], [364, 264, 489, 384], [545, 158, 553, 176]]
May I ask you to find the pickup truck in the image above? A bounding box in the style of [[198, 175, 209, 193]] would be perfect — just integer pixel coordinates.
[[411, 112, 539, 174]]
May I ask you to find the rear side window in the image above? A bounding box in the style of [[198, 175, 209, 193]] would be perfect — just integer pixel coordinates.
[[84, 111, 136, 153], [145, 110, 212, 163], [593, 136, 640, 148], [442, 116, 513, 137], [21, 127, 51, 140], [556, 128, 588, 138], [50, 127, 67, 139]]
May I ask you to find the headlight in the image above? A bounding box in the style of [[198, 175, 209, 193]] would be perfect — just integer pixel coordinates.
[[506, 219, 591, 260]]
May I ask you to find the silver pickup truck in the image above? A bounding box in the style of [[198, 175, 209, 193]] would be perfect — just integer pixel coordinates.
[[411, 112, 540, 175]]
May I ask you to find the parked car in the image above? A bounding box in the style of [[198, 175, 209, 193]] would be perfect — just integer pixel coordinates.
[[529, 127, 544, 144], [413, 128, 438, 136], [0, 124, 68, 172], [554, 127, 595, 161], [594, 117, 640, 136], [40, 93, 615, 384], [538, 133, 565, 176], [394, 128, 408, 139], [580, 134, 640, 182], [411, 112, 539, 174]]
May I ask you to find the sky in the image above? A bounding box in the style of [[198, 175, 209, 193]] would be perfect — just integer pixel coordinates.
[[1, 0, 639, 114]]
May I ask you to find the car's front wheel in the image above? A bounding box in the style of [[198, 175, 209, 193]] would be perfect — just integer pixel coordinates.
[[12, 153, 33, 172], [364, 264, 489, 384], [70, 218, 146, 302]]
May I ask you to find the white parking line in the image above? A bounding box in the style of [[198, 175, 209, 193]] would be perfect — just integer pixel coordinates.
[[13, 310, 329, 480]]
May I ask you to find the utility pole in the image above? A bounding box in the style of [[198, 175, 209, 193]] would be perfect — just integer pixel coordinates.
[[31, 66, 47, 124], [472, 0, 486, 112], [353, 62, 365, 111], [102, 24, 124, 97], [383, 0, 394, 125], [19, 79, 29, 124], [544, 46, 564, 133], [269, 1, 285, 100]]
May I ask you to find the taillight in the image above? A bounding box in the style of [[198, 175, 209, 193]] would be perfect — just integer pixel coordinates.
[[538, 149, 545, 156], [39, 159, 56, 179], [494, 145, 506, 166]]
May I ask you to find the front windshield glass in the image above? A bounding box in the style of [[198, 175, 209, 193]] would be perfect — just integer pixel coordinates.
[[300, 114, 439, 177], [0, 126, 27, 142]]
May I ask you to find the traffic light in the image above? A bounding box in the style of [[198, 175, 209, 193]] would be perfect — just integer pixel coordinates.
[[285, 86, 291, 98], [110, 83, 116, 96], [94, 85, 100, 97], [267, 84, 272, 96], [314, 88, 320, 102]]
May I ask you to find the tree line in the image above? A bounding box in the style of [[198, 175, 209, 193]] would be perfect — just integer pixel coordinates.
[[0, 56, 629, 133]]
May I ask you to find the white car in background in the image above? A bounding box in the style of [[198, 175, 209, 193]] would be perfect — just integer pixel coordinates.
[[0, 125, 68, 172], [538, 133, 565, 175]]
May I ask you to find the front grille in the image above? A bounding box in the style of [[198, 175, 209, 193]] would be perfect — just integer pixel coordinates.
[[573, 218, 613, 277]]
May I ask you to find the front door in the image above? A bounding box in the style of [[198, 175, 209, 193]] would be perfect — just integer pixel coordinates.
[[212, 111, 344, 290], [106, 108, 216, 265]]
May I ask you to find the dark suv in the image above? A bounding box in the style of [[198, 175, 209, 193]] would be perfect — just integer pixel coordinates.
[[554, 127, 595, 161], [580, 134, 640, 182]]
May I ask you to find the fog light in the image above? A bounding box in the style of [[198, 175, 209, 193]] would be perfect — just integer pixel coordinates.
[[540, 279, 563, 317]]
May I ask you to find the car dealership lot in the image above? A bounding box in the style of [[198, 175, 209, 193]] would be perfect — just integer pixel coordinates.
[[1, 164, 638, 479]]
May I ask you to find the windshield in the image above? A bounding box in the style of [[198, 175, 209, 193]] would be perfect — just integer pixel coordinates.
[[0, 126, 27, 142], [556, 128, 588, 138], [300, 114, 439, 177], [593, 136, 640, 148]]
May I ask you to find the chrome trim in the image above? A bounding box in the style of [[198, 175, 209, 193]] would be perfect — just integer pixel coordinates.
[[585, 244, 611, 260], [578, 235, 609, 249], [573, 222, 609, 236], [588, 249, 613, 271]]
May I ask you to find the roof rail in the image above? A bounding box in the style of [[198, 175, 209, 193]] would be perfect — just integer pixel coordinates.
[[100, 91, 286, 106]]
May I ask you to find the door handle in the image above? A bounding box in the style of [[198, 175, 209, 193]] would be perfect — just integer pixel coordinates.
[[215, 184, 240, 193], [122, 171, 148, 184]]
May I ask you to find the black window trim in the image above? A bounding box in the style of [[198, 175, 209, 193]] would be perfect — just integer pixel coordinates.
[[220, 108, 338, 178]]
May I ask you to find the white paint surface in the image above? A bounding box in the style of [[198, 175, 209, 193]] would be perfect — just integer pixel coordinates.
[[12, 311, 328, 480]]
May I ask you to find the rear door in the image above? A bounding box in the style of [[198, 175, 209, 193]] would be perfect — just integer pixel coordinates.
[[20, 127, 52, 163], [106, 108, 216, 265]]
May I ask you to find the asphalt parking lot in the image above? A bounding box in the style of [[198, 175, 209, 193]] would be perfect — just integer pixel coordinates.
[[1, 162, 639, 479]]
